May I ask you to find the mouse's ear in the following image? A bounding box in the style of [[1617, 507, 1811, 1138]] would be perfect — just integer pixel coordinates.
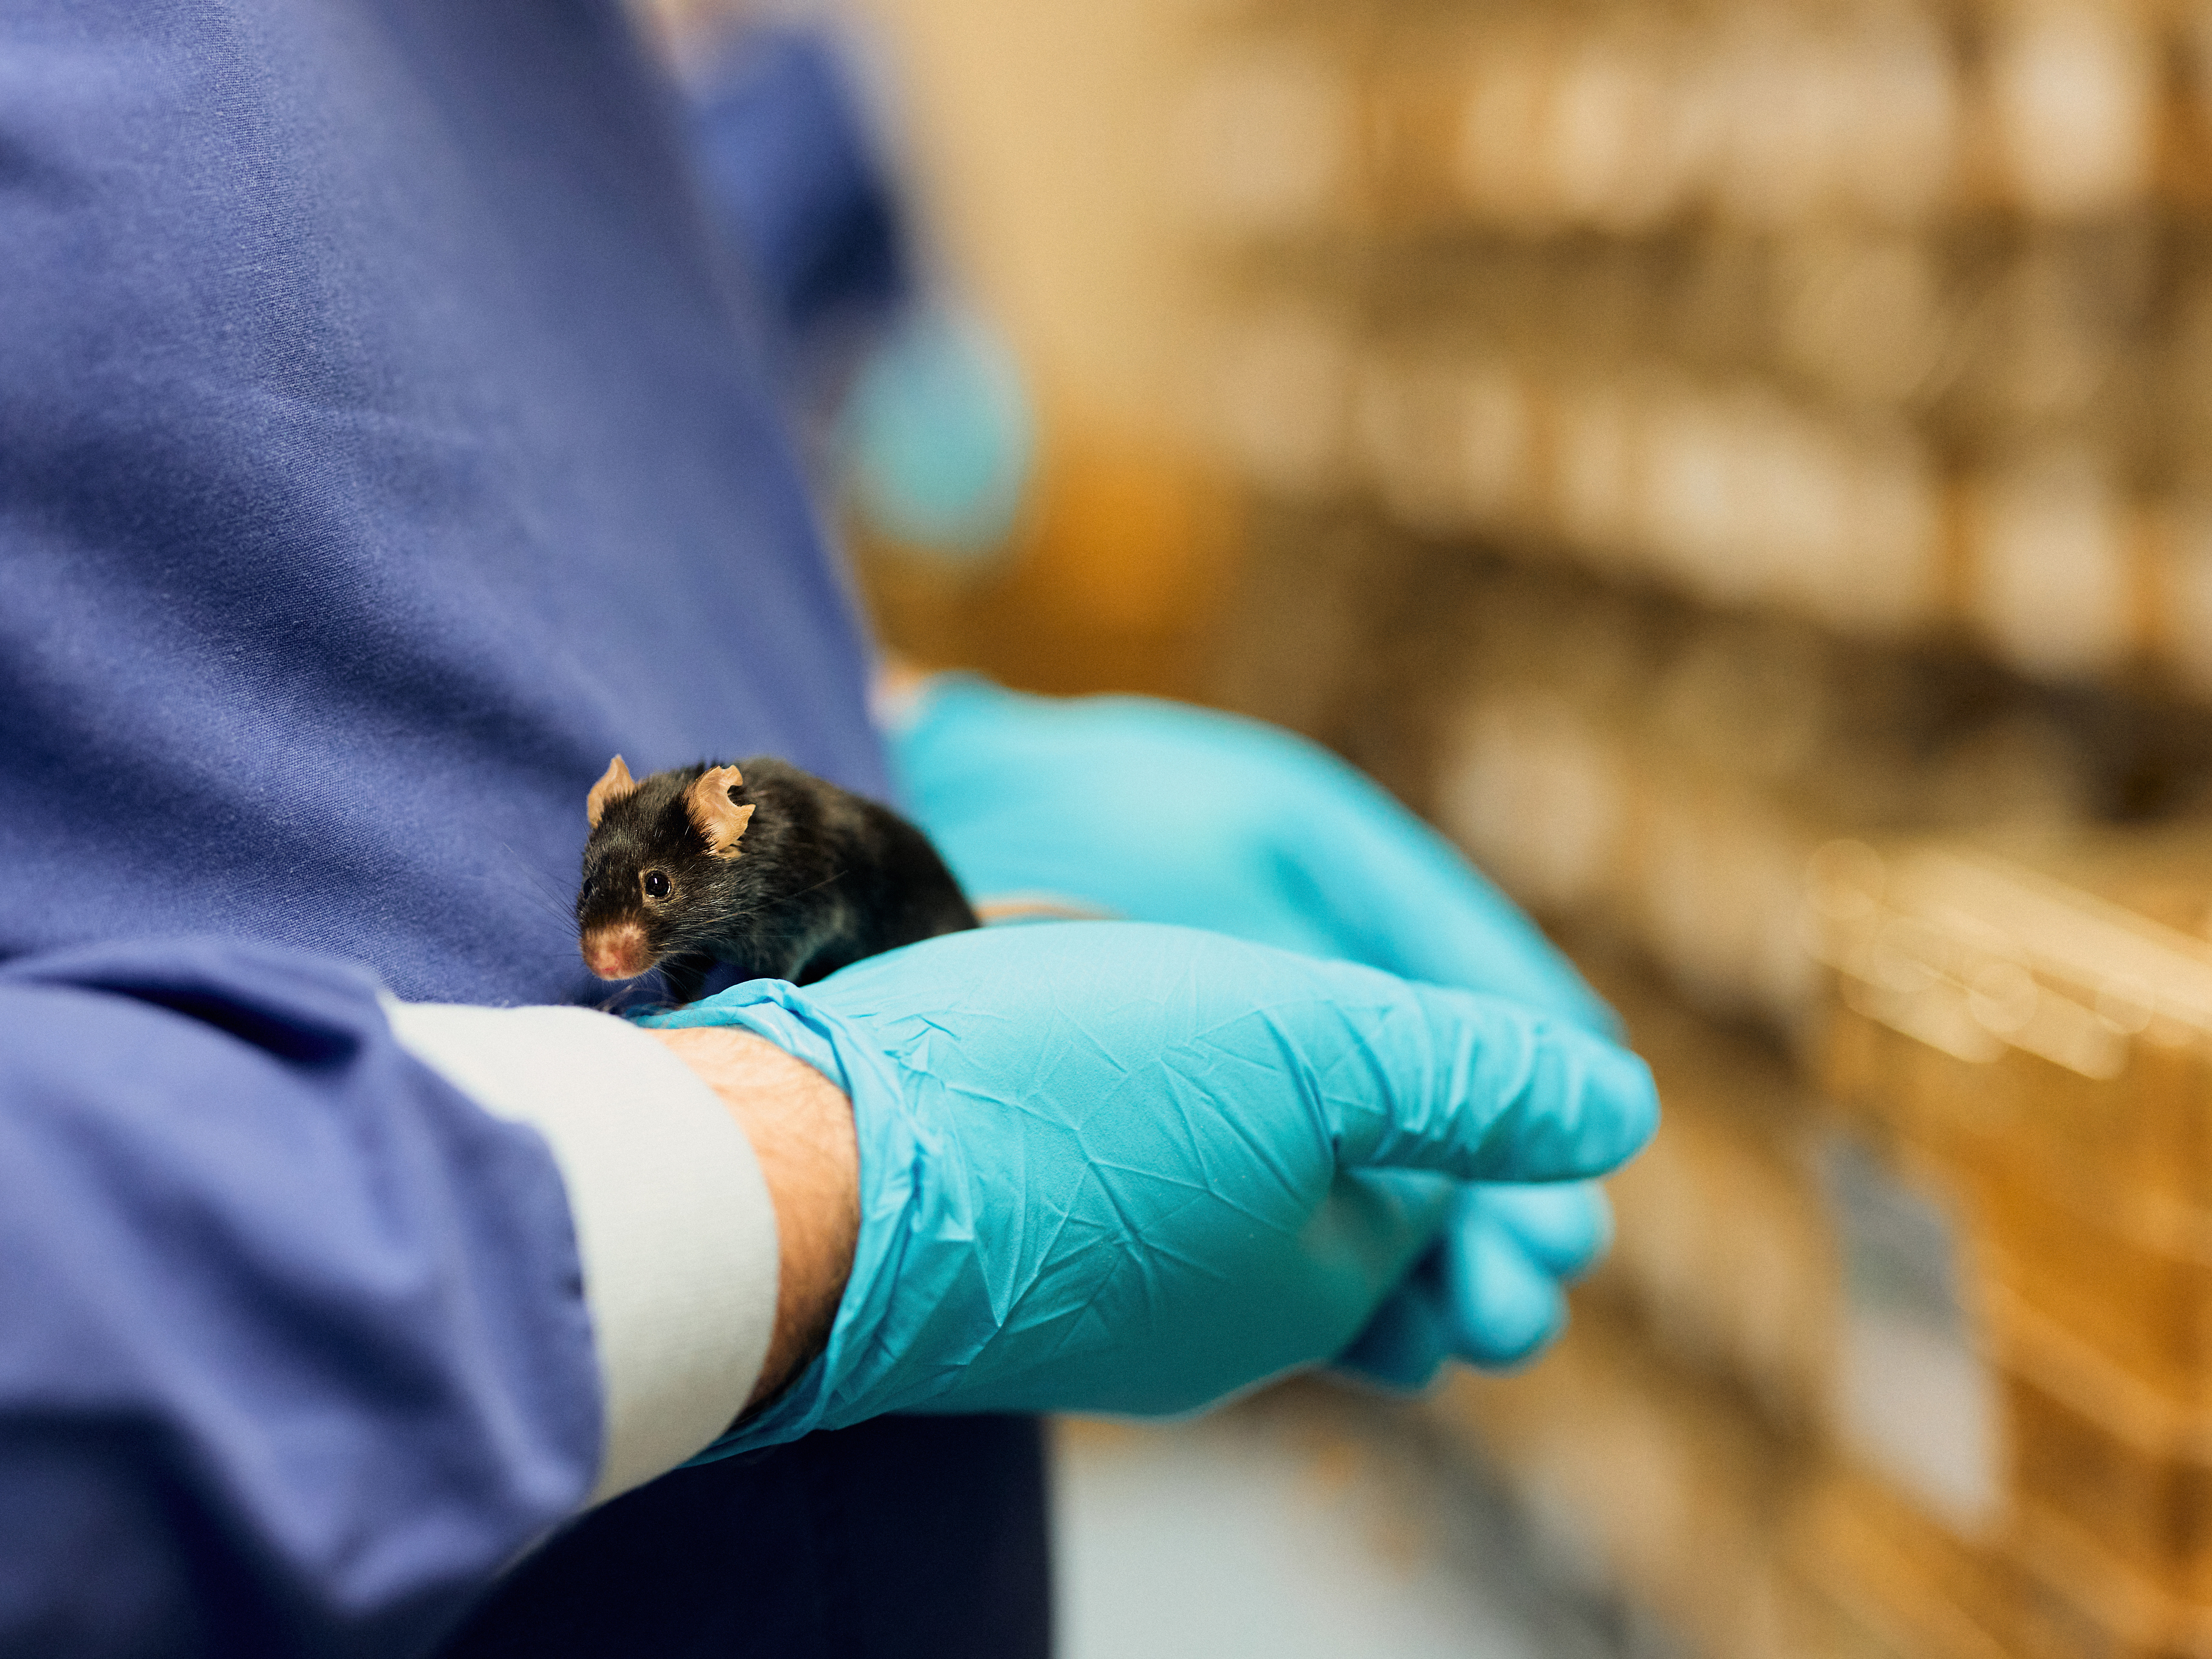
[[685, 764, 755, 859], [586, 755, 638, 829]]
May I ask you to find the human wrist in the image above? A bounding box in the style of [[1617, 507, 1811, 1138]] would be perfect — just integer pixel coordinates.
[[647, 1027, 860, 1411]]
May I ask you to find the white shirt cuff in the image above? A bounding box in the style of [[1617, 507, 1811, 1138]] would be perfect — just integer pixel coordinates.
[[381, 999, 777, 1502]]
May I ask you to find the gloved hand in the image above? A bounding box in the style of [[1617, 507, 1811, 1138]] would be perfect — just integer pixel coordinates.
[[885, 674, 1627, 1382], [641, 922, 1655, 1454]]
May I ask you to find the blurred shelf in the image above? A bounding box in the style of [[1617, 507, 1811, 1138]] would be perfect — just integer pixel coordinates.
[[1183, 0, 2212, 714]]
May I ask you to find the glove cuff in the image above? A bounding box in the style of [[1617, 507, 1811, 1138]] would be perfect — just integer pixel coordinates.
[[637, 983, 957, 1461]]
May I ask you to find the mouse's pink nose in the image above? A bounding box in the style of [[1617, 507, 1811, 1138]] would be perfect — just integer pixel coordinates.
[[581, 921, 653, 981]]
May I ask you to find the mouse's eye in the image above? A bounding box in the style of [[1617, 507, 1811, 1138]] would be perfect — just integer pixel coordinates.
[[642, 870, 670, 901]]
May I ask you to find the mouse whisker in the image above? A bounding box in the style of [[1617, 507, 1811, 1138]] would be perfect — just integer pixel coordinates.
[[725, 867, 850, 920], [689, 868, 850, 942], [496, 841, 588, 938]]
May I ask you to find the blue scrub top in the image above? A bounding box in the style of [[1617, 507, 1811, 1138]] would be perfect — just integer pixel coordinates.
[[0, 9, 1054, 1658], [0, 0, 888, 1005]]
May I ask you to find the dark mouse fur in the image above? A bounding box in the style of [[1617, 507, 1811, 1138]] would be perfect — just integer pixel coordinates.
[[575, 753, 978, 1005]]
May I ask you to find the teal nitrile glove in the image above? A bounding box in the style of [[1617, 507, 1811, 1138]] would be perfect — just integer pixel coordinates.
[[885, 674, 1617, 1034], [884, 673, 1629, 1385], [642, 922, 1656, 1455]]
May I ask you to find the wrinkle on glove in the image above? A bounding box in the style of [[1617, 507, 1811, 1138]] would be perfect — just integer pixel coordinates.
[[641, 923, 1656, 1454]]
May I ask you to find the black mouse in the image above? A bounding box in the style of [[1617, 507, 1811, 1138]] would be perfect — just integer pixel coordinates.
[[574, 754, 979, 1005]]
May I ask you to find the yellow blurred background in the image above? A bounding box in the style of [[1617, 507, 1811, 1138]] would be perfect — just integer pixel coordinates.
[[647, 3, 2212, 1656]]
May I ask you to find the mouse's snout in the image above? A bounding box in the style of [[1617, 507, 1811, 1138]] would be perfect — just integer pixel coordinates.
[[581, 919, 654, 981]]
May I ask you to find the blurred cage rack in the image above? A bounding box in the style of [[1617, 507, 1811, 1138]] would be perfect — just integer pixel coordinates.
[[1176, 0, 2212, 1654], [1187, 0, 2212, 697]]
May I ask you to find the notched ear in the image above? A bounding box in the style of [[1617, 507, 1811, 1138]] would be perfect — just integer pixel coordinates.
[[686, 764, 755, 859], [586, 755, 638, 829]]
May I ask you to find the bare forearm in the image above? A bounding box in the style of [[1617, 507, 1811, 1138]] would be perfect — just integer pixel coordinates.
[[648, 1028, 860, 1410]]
